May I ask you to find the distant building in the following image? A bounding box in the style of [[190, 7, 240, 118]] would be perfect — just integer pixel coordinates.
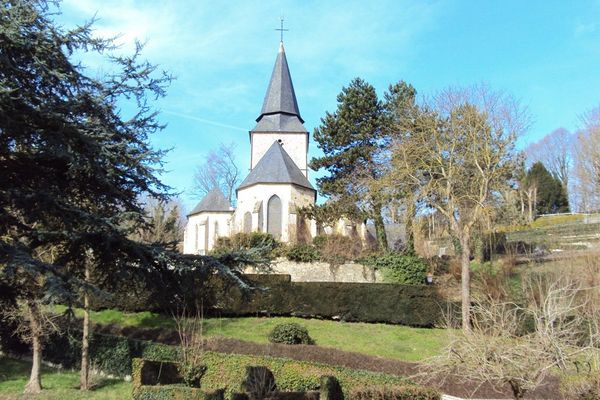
[[183, 41, 316, 255]]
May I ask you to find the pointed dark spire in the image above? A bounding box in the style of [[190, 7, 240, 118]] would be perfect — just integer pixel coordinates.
[[256, 42, 304, 124]]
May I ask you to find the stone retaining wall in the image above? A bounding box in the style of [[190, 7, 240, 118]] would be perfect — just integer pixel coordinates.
[[243, 258, 383, 283]]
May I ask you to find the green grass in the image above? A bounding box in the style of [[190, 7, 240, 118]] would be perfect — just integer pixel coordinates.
[[53, 305, 450, 362], [0, 357, 130, 399]]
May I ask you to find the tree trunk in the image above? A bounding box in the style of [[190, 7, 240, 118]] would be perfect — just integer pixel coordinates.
[[372, 203, 388, 251], [459, 232, 471, 331], [405, 199, 415, 254], [80, 261, 91, 390], [24, 301, 42, 394]]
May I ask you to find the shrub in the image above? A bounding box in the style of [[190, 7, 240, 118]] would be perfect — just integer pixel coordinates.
[[179, 363, 207, 388], [286, 244, 320, 263], [212, 232, 280, 258], [349, 385, 441, 400], [373, 253, 427, 285], [316, 234, 362, 265], [268, 323, 314, 345], [560, 372, 600, 400]]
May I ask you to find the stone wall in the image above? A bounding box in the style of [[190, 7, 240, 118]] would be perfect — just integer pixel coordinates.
[[243, 258, 383, 283]]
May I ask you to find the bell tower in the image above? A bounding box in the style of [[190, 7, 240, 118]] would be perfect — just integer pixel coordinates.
[[249, 41, 309, 177]]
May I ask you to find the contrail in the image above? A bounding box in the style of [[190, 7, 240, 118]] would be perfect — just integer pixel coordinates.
[[162, 109, 247, 132]]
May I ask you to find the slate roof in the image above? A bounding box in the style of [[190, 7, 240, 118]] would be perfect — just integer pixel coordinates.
[[253, 113, 307, 133], [237, 141, 315, 191], [252, 42, 306, 132], [188, 188, 232, 216]]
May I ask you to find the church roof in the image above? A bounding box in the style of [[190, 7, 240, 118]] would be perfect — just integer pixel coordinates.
[[188, 188, 232, 216], [252, 42, 305, 132], [253, 113, 307, 133], [238, 141, 315, 192]]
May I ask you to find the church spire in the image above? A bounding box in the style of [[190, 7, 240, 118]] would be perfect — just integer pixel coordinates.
[[256, 41, 304, 123]]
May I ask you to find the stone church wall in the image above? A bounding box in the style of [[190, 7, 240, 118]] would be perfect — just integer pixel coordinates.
[[243, 258, 383, 283]]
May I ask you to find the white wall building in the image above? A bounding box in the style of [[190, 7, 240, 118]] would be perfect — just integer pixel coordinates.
[[183, 41, 316, 255]]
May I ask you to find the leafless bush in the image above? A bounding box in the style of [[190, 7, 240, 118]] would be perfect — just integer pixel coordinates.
[[421, 274, 600, 399], [173, 308, 206, 387]]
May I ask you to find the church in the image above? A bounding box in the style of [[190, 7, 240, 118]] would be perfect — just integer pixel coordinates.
[[183, 41, 317, 255]]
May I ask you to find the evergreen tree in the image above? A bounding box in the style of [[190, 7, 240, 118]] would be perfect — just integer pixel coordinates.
[[0, 1, 252, 392], [310, 78, 416, 251], [525, 162, 569, 214]]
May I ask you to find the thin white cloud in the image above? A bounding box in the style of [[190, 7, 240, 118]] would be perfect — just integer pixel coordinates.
[[161, 110, 247, 132]]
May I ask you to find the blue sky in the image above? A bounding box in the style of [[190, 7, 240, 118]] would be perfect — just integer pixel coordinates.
[[56, 0, 600, 211]]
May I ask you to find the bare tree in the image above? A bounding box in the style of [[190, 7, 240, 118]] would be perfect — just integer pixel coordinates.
[[572, 106, 600, 212], [389, 85, 528, 330], [423, 274, 600, 399], [525, 128, 573, 190], [130, 196, 186, 249], [192, 143, 241, 206], [1, 301, 61, 394]]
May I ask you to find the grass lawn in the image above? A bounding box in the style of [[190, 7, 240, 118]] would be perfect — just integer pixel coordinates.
[[54, 306, 450, 362], [0, 357, 130, 399]]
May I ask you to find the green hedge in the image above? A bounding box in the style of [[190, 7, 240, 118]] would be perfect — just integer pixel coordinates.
[[20, 330, 436, 399], [212, 275, 450, 327], [131, 353, 420, 400], [90, 271, 453, 327]]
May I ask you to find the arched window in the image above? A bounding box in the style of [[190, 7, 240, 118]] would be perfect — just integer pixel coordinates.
[[267, 195, 282, 239], [243, 212, 252, 233], [257, 202, 264, 232], [214, 221, 219, 240]]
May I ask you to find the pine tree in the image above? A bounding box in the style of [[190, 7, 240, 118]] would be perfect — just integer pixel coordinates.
[[310, 78, 416, 250], [525, 162, 569, 215], [0, 1, 252, 392]]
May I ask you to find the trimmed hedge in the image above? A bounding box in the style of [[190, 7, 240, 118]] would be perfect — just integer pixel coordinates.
[[9, 329, 436, 399], [212, 275, 451, 327], [268, 323, 313, 345]]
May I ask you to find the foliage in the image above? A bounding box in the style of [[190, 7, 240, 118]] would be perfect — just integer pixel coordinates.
[[348, 385, 440, 400], [285, 244, 320, 263], [310, 79, 417, 250], [179, 363, 208, 388], [241, 366, 277, 400], [215, 275, 449, 327], [371, 253, 428, 285], [129, 197, 186, 249], [268, 323, 314, 345], [212, 232, 279, 259], [315, 234, 362, 265], [524, 161, 570, 214], [388, 85, 528, 330]]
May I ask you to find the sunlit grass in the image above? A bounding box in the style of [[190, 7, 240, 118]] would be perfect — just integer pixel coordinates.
[[0, 357, 130, 399]]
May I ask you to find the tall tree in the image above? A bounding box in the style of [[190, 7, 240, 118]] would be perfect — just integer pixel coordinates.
[[524, 162, 569, 215], [192, 142, 241, 206], [525, 128, 573, 190], [572, 105, 600, 212], [129, 196, 186, 250], [310, 78, 416, 251], [0, 1, 253, 393], [389, 85, 527, 330]]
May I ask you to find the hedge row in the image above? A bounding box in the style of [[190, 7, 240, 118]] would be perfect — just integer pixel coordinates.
[[210, 275, 452, 327], [90, 273, 454, 327], [9, 329, 438, 399]]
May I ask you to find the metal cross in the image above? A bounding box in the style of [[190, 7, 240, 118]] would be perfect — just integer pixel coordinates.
[[275, 16, 288, 42]]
